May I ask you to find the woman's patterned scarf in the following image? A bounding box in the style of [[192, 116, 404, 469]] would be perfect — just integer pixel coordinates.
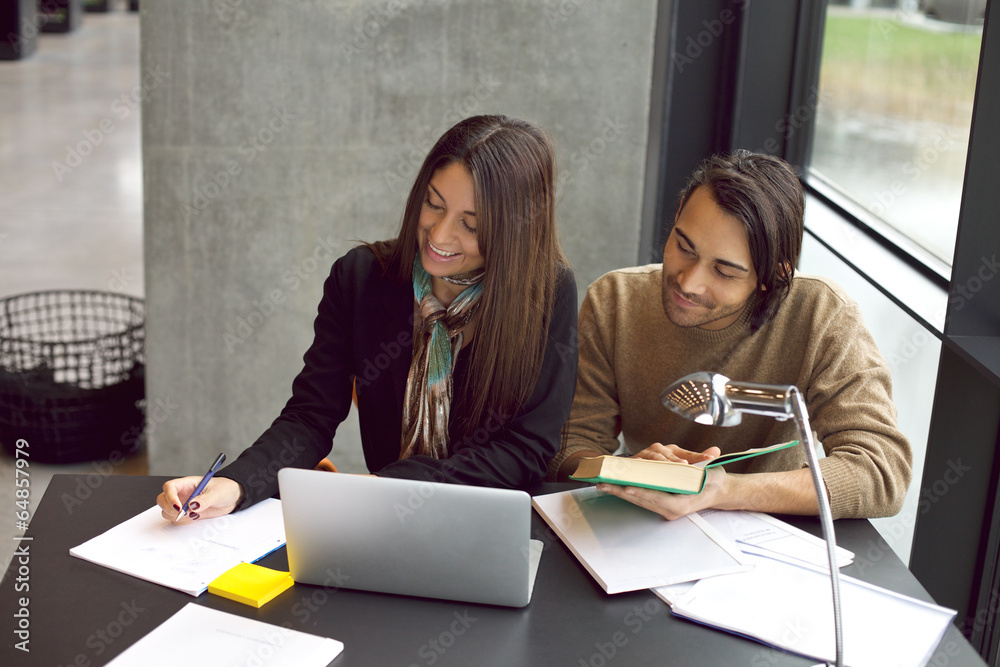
[[400, 255, 484, 460]]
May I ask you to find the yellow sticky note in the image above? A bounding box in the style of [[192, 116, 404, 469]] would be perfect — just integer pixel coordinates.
[[208, 562, 294, 608]]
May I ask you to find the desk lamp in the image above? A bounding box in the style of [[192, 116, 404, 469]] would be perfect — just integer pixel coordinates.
[[660, 371, 843, 667]]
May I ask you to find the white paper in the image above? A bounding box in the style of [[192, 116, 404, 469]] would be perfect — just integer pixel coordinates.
[[70, 500, 286, 596], [106, 603, 343, 666], [696, 509, 854, 569], [531, 487, 749, 594], [669, 557, 956, 667]]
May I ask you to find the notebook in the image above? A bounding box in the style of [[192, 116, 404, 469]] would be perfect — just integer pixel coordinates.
[[277, 469, 542, 607]]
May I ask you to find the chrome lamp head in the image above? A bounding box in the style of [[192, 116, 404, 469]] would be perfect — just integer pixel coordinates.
[[660, 371, 796, 426]]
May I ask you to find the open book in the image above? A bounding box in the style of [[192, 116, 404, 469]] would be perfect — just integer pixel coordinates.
[[570, 440, 798, 494]]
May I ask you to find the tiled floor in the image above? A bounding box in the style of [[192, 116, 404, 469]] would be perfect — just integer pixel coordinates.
[[1, 9, 147, 572]]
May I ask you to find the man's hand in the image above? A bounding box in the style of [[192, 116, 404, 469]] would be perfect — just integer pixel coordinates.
[[598, 452, 823, 520], [597, 465, 728, 520], [592, 443, 725, 520], [628, 442, 721, 464]]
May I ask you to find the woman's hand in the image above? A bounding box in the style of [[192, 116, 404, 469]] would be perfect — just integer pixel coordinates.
[[156, 476, 242, 523]]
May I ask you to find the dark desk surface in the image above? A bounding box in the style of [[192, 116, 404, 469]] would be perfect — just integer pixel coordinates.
[[1, 475, 987, 666]]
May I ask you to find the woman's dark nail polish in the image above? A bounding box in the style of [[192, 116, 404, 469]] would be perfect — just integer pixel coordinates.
[[189, 512, 199, 520], [189, 501, 200, 511]]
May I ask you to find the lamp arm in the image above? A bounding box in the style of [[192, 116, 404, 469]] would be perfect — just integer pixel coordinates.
[[788, 386, 844, 667], [724, 381, 798, 420]]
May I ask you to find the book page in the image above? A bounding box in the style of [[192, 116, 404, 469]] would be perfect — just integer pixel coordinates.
[[70, 500, 285, 596], [106, 603, 343, 666]]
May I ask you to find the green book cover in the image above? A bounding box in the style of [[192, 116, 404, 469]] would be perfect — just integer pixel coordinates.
[[570, 440, 799, 494]]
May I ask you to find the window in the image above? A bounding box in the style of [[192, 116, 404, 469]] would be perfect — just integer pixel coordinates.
[[809, 1, 984, 272]]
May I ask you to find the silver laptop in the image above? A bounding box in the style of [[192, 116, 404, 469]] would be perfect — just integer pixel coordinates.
[[277, 469, 543, 607]]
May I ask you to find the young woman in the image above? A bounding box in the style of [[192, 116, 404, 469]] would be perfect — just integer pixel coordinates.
[[157, 115, 578, 521]]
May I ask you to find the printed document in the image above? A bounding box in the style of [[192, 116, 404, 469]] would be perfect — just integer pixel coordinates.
[[70, 499, 285, 596], [666, 555, 956, 667], [106, 603, 343, 666]]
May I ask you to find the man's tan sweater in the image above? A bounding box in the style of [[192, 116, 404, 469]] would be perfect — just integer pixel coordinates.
[[550, 265, 912, 519]]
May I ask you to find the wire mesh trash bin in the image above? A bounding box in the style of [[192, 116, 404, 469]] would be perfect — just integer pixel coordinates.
[[0, 290, 145, 464]]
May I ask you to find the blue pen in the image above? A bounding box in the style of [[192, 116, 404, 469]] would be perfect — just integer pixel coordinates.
[[175, 452, 226, 521]]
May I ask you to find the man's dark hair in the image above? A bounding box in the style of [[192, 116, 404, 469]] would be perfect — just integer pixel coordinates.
[[677, 150, 804, 332]]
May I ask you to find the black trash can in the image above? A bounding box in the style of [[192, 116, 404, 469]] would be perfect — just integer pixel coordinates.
[[0, 290, 145, 464]]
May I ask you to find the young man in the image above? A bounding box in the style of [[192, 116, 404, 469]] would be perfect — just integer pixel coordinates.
[[550, 151, 911, 520]]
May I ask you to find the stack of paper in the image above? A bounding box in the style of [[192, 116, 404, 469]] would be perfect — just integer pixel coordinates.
[[70, 499, 286, 596], [661, 556, 956, 667]]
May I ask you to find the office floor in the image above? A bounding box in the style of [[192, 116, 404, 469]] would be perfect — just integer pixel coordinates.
[[0, 9, 147, 572]]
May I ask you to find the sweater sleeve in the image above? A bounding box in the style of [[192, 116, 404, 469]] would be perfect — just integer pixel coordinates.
[[806, 294, 913, 519], [377, 269, 579, 490], [547, 278, 623, 480]]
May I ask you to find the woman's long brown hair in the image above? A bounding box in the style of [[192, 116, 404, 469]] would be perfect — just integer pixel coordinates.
[[369, 115, 568, 437]]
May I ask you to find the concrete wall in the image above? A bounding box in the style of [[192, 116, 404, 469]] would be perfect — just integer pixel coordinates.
[[141, 0, 659, 474]]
